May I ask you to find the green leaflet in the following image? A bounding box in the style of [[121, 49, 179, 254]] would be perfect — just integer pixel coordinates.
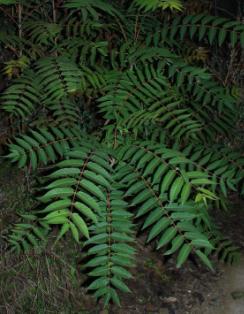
[[169, 177, 184, 202], [142, 208, 163, 230], [40, 199, 72, 213], [111, 277, 131, 293], [126, 181, 145, 196], [48, 168, 80, 178], [147, 218, 171, 242], [38, 188, 74, 203], [132, 189, 152, 205], [70, 221, 80, 243], [157, 226, 178, 249], [88, 244, 109, 255], [164, 235, 184, 255], [87, 277, 109, 290], [176, 244, 192, 268], [80, 179, 106, 201], [180, 183, 191, 203], [45, 178, 77, 189], [84, 170, 111, 188], [74, 202, 97, 223], [89, 266, 109, 277], [136, 198, 158, 217], [87, 162, 111, 181], [191, 178, 214, 185], [71, 213, 89, 239], [160, 170, 176, 194], [195, 250, 214, 270], [42, 209, 70, 220], [77, 191, 101, 213], [111, 266, 132, 279], [56, 223, 70, 242], [44, 216, 69, 224]]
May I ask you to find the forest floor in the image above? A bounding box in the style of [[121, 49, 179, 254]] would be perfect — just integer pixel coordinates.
[[0, 161, 244, 314]]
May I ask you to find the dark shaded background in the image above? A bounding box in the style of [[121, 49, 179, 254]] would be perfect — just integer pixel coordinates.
[[214, 0, 243, 17]]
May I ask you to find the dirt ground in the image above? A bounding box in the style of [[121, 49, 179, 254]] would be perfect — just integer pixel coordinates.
[[0, 161, 244, 314]]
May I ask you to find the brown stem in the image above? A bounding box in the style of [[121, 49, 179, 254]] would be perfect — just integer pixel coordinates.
[[17, 3, 22, 57]]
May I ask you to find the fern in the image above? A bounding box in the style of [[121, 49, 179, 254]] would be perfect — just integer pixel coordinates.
[[23, 21, 61, 46], [1, 70, 41, 118], [159, 15, 244, 47], [36, 144, 113, 240], [8, 213, 50, 253], [84, 187, 135, 306], [6, 126, 83, 169], [0, 0, 17, 4], [115, 159, 214, 269], [1, 0, 244, 308], [132, 0, 183, 12], [64, 0, 121, 19], [36, 57, 83, 102]]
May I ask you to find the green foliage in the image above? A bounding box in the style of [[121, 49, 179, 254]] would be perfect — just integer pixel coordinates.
[[152, 14, 244, 48], [6, 127, 83, 169], [133, 0, 183, 12], [0, 0, 243, 307], [84, 187, 135, 305], [0, 0, 17, 4], [1, 70, 40, 118]]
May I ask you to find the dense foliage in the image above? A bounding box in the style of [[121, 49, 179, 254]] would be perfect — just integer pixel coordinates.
[[0, 0, 243, 307]]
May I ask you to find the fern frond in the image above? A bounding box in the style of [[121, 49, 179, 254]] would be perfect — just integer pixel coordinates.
[[160, 60, 237, 112], [0, 70, 41, 118], [99, 65, 169, 121], [109, 42, 177, 70], [84, 187, 135, 306], [6, 126, 83, 169], [180, 144, 243, 197], [64, 0, 120, 19], [23, 21, 61, 46], [115, 142, 217, 268], [207, 229, 240, 265], [8, 213, 50, 253], [45, 97, 81, 127], [0, 0, 17, 5], [99, 64, 204, 141], [63, 17, 105, 38], [36, 57, 82, 102], [132, 0, 183, 12], [160, 15, 244, 47], [36, 144, 113, 243], [61, 38, 108, 67]]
